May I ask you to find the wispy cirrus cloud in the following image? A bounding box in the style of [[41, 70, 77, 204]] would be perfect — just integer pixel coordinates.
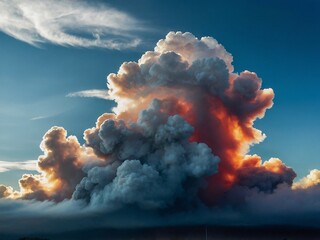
[[0, 0, 143, 49], [30, 115, 50, 121], [66, 89, 111, 100], [0, 160, 38, 173]]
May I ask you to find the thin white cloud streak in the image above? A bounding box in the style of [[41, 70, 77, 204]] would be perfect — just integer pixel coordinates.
[[66, 89, 111, 100], [0, 0, 143, 49], [0, 160, 38, 173], [30, 115, 50, 121]]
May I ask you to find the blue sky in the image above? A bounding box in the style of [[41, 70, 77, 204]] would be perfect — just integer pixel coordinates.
[[0, 0, 319, 189]]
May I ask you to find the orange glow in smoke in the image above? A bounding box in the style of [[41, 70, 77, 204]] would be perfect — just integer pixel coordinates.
[[154, 92, 270, 204]]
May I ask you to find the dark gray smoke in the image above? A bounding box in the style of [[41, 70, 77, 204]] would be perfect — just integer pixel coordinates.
[[75, 99, 219, 209]]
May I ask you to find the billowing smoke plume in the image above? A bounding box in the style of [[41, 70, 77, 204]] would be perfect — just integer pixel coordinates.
[[102, 31, 291, 204], [75, 99, 219, 209], [0, 185, 14, 198], [16, 127, 89, 201], [0, 32, 319, 235], [293, 169, 320, 189]]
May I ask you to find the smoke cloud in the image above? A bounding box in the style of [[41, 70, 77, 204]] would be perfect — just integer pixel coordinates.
[[0, 185, 13, 198], [0, 31, 319, 236], [293, 169, 320, 189], [76, 99, 219, 209]]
